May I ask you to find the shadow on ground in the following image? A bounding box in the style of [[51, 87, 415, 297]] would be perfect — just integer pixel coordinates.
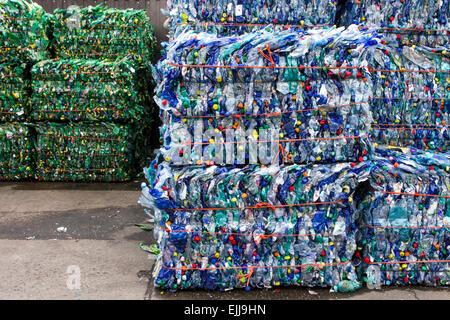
[[144, 277, 449, 300], [1, 181, 141, 191], [0, 205, 154, 242]]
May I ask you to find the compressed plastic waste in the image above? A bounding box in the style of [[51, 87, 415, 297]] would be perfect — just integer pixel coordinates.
[[355, 149, 450, 288], [140, 159, 370, 291], [0, 0, 50, 66], [142, 0, 450, 292], [42, 4, 158, 174], [35, 122, 134, 182], [0, 63, 29, 122], [160, 113, 374, 166], [0, 0, 50, 122], [50, 4, 155, 63], [30, 57, 146, 123], [165, 0, 338, 33], [155, 26, 379, 165], [341, 0, 450, 47], [374, 145, 450, 171], [0, 123, 34, 180], [368, 42, 449, 152]]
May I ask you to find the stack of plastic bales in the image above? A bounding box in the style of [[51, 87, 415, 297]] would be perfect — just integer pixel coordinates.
[[141, 0, 450, 293], [141, 0, 382, 292], [31, 4, 156, 181], [0, 0, 49, 180], [0, 0, 50, 69], [145, 160, 371, 291]]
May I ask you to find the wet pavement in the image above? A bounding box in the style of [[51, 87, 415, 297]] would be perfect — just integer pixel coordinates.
[[0, 182, 448, 300]]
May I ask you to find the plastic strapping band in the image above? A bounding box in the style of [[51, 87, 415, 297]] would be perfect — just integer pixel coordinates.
[[181, 134, 369, 146], [373, 190, 450, 198], [166, 61, 450, 73], [167, 200, 345, 212]]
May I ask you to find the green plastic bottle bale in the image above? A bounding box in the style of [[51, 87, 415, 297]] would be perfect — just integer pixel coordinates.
[[0, 123, 34, 180], [50, 4, 155, 64], [35, 122, 135, 182], [0, 63, 29, 122], [0, 0, 50, 66], [30, 57, 146, 122]]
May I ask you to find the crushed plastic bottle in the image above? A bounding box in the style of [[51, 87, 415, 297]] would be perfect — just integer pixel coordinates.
[[333, 279, 363, 292], [375, 145, 450, 172]]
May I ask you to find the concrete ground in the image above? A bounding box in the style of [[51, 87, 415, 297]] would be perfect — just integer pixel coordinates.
[[0, 182, 448, 300]]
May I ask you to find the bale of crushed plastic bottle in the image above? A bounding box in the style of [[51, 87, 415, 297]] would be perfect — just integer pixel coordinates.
[[35, 122, 134, 182], [0, 0, 50, 122], [0, 63, 29, 122], [0, 123, 34, 180], [30, 57, 147, 123], [341, 0, 450, 47], [355, 149, 450, 288], [155, 26, 379, 165], [140, 159, 371, 291], [369, 43, 449, 152], [165, 0, 338, 35], [0, 0, 50, 67], [160, 112, 374, 166], [50, 4, 155, 64]]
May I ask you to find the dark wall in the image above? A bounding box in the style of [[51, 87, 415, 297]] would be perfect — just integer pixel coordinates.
[[36, 0, 168, 54]]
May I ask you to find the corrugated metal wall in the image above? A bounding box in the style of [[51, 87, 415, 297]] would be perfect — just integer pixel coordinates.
[[36, 0, 168, 48]]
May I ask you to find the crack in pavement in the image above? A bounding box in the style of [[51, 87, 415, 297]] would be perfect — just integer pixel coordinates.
[[408, 288, 420, 300]]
